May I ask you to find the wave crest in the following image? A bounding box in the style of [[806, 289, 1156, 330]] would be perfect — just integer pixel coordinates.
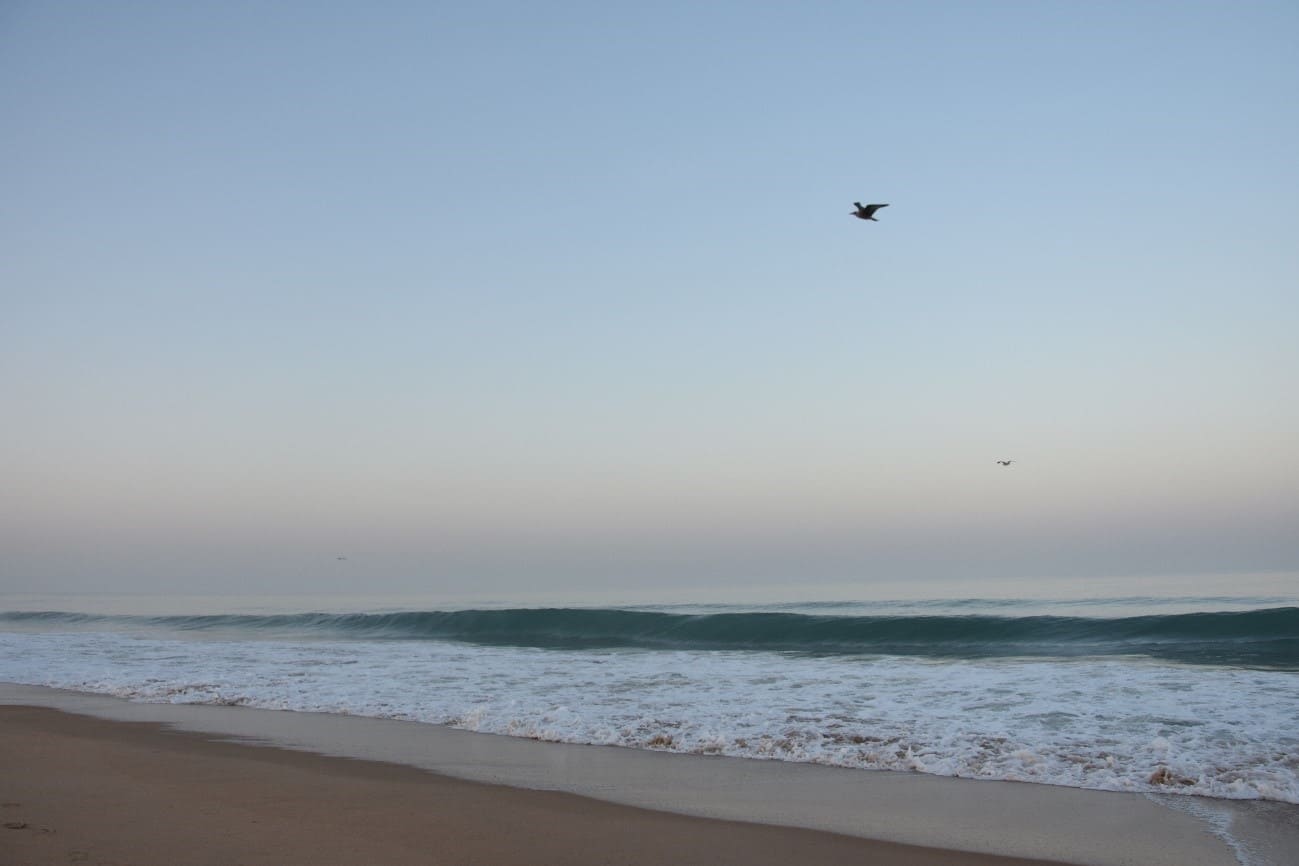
[[3, 606, 1296, 667]]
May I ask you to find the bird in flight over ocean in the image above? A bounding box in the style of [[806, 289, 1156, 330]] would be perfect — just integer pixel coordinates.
[[851, 202, 889, 221], [996, 460, 1014, 466]]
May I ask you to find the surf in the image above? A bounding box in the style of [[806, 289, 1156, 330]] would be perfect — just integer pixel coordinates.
[[4, 605, 1296, 668]]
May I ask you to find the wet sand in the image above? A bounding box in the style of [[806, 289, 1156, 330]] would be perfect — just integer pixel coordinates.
[[0, 704, 1063, 866]]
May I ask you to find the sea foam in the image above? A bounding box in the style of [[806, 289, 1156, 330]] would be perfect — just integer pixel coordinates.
[[2, 624, 1295, 803]]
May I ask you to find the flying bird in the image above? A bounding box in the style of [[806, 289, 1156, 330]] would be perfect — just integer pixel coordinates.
[[851, 202, 889, 221], [996, 460, 1014, 466]]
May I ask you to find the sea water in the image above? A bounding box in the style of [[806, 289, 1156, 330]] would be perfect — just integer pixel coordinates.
[[2, 576, 1297, 805]]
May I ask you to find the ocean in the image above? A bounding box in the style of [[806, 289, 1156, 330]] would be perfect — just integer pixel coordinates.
[[3, 574, 1297, 806]]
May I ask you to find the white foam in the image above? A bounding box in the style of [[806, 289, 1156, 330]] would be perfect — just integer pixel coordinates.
[[2, 630, 1296, 804]]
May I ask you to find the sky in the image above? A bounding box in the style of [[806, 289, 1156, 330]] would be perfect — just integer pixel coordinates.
[[3, 1, 1297, 599]]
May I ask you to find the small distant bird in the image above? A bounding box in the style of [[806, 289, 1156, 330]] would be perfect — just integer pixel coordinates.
[[851, 202, 889, 221], [996, 460, 1014, 466]]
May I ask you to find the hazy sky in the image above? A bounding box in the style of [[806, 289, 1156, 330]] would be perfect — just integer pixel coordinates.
[[3, 2, 1297, 597]]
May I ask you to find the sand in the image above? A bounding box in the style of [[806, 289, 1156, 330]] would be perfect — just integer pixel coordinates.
[[0, 704, 1064, 866]]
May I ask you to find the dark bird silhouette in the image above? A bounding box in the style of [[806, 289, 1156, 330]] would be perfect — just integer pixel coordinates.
[[996, 460, 1014, 466], [851, 202, 889, 221]]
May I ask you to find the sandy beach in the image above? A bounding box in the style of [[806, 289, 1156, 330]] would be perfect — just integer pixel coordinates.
[[0, 704, 1066, 866], [9, 1, 1297, 860]]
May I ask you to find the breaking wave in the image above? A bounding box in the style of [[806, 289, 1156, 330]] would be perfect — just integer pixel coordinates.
[[4, 605, 1296, 668]]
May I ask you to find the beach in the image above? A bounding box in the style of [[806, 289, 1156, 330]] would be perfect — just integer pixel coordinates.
[[8, 2, 1296, 862], [6, 684, 1291, 866], [1, 703, 1061, 866]]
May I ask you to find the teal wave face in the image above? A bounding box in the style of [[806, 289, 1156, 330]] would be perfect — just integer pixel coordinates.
[[2, 607, 1297, 668]]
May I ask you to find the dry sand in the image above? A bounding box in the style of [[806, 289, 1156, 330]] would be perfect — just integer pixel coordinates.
[[0, 705, 1069, 866]]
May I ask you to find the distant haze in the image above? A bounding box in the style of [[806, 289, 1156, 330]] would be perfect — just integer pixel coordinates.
[[3, 2, 1296, 597]]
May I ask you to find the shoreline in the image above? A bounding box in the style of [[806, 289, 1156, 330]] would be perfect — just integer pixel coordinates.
[[6, 684, 1292, 865], [2, 703, 1063, 866]]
